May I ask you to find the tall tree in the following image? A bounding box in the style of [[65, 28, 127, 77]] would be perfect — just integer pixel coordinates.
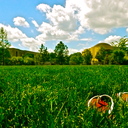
[[0, 27, 11, 65], [49, 52, 57, 65], [95, 47, 106, 64], [54, 41, 69, 64], [39, 44, 49, 64], [82, 49, 92, 65]]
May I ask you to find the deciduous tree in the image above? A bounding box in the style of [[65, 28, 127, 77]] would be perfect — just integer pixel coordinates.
[[110, 36, 128, 53], [69, 52, 83, 65], [109, 50, 125, 65], [54, 41, 69, 64], [82, 49, 92, 65], [95, 47, 106, 64]]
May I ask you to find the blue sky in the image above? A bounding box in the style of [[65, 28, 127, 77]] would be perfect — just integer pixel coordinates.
[[0, 0, 128, 54]]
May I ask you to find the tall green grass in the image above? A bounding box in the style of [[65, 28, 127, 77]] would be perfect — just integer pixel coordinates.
[[0, 65, 128, 127]]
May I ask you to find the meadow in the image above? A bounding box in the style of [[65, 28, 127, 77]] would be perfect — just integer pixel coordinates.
[[0, 65, 128, 128]]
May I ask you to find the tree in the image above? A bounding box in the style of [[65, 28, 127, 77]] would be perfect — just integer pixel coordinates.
[[64, 55, 69, 65], [95, 47, 106, 64], [82, 49, 92, 65], [69, 52, 83, 65], [109, 50, 125, 65], [22, 53, 34, 59], [49, 52, 57, 65], [54, 41, 69, 64], [34, 54, 40, 65], [0, 27, 11, 65], [110, 36, 128, 53], [109, 36, 128, 65], [39, 44, 49, 64], [103, 49, 113, 64]]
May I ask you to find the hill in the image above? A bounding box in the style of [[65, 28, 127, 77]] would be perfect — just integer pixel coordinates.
[[8, 43, 113, 58], [89, 43, 113, 58], [8, 48, 38, 57]]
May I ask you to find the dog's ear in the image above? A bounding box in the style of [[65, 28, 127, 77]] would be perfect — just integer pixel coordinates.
[[116, 92, 121, 97], [116, 92, 128, 102], [116, 93, 119, 97]]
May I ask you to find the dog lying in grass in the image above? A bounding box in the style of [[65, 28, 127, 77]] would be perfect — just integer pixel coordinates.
[[117, 92, 128, 102], [89, 98, 109, 112], [88, 95, 114, 114]]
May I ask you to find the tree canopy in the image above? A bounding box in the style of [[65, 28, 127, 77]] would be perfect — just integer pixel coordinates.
[[69, 52, 83, 65], [39, 44, 49, 64], [110, 36, 128, 52], [82, 49, 92, 65], [54, 41, 69, 64]]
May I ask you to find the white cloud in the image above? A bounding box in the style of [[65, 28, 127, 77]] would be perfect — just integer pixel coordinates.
[[37, 22, 86, 41], [0, 23, 27, 42], [74, 26, 84, 35], [36, 4, 51, 13], [36, 3, 83, 41], [67, 26, 85, 41], [37, 22, 70, 41], [99, 35, 121, 44], [21, 38, 42, 52], [66, 0, 90, 14], [46, 5, 77, 32], [36, 0, 128, 42], [32, 20, 39, 27], [126, 28, 128, 32], [36, 21, 87, 41], [66, 0, 128, 34], [47, 48, 54, 53], [80, 38, 92, 41], [68, 48, 85, 55], [37, 3, 78, 33], [13, 17, 30, 27], [0, 24, 42, 51], [68, 48, 80, 54]]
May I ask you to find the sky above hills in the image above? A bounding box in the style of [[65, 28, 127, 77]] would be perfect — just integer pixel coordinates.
[[0, 0, 128, 54]]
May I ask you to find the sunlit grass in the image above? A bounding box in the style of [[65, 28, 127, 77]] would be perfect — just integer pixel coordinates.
[[0, 65, 128, 127]]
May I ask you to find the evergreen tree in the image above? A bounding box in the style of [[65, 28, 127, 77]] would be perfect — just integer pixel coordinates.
[[0, 27, 11, 65], [39, 44, 49, 64]]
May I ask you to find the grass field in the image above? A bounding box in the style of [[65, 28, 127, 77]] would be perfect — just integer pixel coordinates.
[[0, 65, 128, 127]]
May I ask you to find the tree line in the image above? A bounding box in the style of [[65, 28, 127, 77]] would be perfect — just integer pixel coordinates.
[[0, 27, 128, 65]]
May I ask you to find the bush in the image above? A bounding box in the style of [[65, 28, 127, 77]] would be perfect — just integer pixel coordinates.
[[10, 56, 23, 65], [23, 57, 35, 65]]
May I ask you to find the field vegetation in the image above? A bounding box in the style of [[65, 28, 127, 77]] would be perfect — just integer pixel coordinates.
[[0, 65, 128, 127]]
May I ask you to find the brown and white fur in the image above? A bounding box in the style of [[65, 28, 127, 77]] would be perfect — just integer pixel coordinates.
[[117, 92, 128, 102]]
